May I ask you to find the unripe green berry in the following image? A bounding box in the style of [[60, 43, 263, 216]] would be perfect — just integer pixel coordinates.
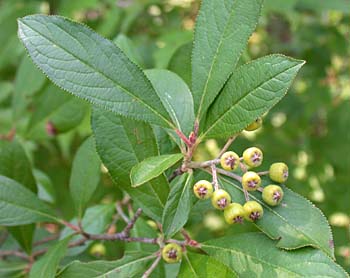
[[90, 243, 106, 257], [162, 243, 182, 263], [269, 162, 289, 183], [220, 151, 240, 171], [211, 189, 231, 210], [242, 171, 261, 191], [262, 185, 284, 206], [245, 117, 263, 131], [243, 201, 263, 222], [224, 203, 245, 224], [243, 147, 263, 168], [193, 180, 213, 200]]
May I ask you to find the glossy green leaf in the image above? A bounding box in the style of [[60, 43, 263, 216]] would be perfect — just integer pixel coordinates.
[[178, 252, 237, 278], [146, 69, 195, 136], [162, 173, 193, 237], [202, 233, 347, 277], [34, 169, 56, 204], [92, 108, 169, 221], [60, 204, 114, 256], [192, 0, 263, 119], [58, 252, 157, 278], [220, 176, 335, 258], [0, 175, 58, 225], [0, 139, 36, 192], [0, 139, 37, 253], [13, 55, 46, 120], [70, 137, 101, 218], [0, 261, 27, 278], [131, 153, 183, 187], [18, 15, 173, 128], [202, 55, 305, 139], [29, 236, 72, 278], [0, 1, 40, 71], [168, 43, 192, 87], [0, 81, 13, 103], [28, 84, 87, 134], [114, 34, 145, 68]]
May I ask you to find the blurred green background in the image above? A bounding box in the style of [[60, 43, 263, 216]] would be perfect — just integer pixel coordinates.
[[0, 0, 349, 273]]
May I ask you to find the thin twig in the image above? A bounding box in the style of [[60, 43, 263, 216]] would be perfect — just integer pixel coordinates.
[[142, 254, 162, 278], [121, 208, 142, 237], [187, 158, 220, 169], [33, 234, 60, 247], [216, 168, 242, 182], [211, 164, 219, 191], [168, 167, 184, 182], [243, 188, 250, 202], [240, 162, 248, 173], [0, 250, 30, 261], [116, 202, 130, 223], [257, 171, 269, 176], [217, 135, 238, 158], [257, 187, 263, 193]]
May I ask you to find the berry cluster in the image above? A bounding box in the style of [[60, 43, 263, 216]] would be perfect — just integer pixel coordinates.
[[192, 118, 289, 225]]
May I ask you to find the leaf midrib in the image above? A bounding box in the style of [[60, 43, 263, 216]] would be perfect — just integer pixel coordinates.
[[195, 2, 237, 118], [202, 61, 301, 138], [0, 195, 57, 223], [19, 19, 173, 128]]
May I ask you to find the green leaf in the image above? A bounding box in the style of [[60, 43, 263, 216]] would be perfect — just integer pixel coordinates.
[[192, 0, 263, 119], [162, 173, 193, 237], [0, 139, 37, 253], [34, 169, 56, 204], [28, 84, 87, 133], [92, 108, 169, 221], [13, 55, 46, 120], [0, 175, 58, 226], [0, 139, 36, 192], [296, 0, 350, 13], [0, 1, 40, 71], [70, 137, 101, 218], [146, 69, 195, 136], [168, 43, 192, 87], [202, 55, 305, 139], [202, 233, 347, 277], [220, 176, 335, 258], [58, 252, 157, 278], [18, 15, 173, 128], [0, 261, 27, 278], [60, 204, 114, 256], [29, 236, 72, 278], [114, 34, 145, 68], [178, 252, 237, 278], [0, 81, 13, 103], [131, 154, 183, 187]]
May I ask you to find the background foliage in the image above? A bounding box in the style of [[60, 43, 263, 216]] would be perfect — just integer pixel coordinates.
[[0, 0, 349, 276]]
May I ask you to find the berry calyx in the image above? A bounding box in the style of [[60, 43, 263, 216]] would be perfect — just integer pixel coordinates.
[[224, 203, 245, 224], [243, 201, 263, 222], [193, 180, 214, 200], [243, 147, 263, 168], [269, 162, 289, 183], [211, 189, 231, 210], [220, 151, 240, 171], [242, 171, 261, 191], [262, 185, 284, 206], [162, 243, 182, 263], [245, 117, 263, 131]]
